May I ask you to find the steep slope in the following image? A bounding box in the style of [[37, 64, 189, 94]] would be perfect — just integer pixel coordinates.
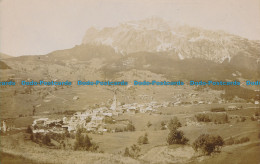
[[100, 51, 259, 80]]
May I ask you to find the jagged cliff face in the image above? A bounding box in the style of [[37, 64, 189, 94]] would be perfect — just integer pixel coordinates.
[[82, 17, 260, 63]]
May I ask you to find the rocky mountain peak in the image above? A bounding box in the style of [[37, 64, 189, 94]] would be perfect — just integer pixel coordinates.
[[82, 18, 260, 63]]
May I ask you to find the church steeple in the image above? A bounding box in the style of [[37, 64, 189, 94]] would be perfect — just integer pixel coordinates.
[[110, 94, 117, 110]]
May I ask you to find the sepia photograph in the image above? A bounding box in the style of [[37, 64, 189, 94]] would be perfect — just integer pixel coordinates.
[[0, 0, 260, 163]]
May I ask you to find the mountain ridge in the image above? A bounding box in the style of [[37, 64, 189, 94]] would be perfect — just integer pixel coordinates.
[[82, 17, 260, 63]]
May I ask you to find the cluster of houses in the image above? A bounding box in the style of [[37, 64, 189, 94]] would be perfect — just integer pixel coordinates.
[[32, 93, 259, 134], [32, 95, 163, 134]]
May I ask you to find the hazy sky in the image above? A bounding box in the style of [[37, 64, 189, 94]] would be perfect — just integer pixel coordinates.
[[0, 0, 260, 56]]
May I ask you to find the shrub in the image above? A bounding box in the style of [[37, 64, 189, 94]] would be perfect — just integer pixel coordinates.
[[30, 134, 34, 141], [240, 117, 246, 122], [225, 137, 235, 145], [124, 144, 141, 158], [211, 108, 226, 112], [124, 147, 131, 157], [161, 121, 166, 130], [197, 113, 228, 124], [193, 134, 224, 155], [115, 127, 123, 132], [251, 116, 256, 121], [26, 125, 32, 134], [130, 144, 141, 158], [195, 114, 211, 122], [147, 121, 152, 128], [125, 121, 135, 131], [168, 117, 182, 130], [167, 128, 189, 145], [225, 137, 250, 145]]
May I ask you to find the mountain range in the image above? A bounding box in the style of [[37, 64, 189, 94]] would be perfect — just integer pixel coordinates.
[[82, 17, 260, 63]]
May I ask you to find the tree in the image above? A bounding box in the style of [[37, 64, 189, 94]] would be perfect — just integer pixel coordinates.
[[85, 116, 92, 123], [147, 121, 152, 128], [64, 129, 70, 138], [26, 125, 32, 134], [35, 133, 40, 140], [166, 117, 188, 145], [124, 147, 131, 157], [83, 134, 92, 150], [74, 129, 86, 150], [60, 141, 66, 149], [168, 117, 182, 130], [167, 128, 189, 145], [130, 144, 141, 158], [126, 121, 135, 131], [30, 134, 34, 141], [143, 133, 149, 144], [124, 144, 141, 158], [73, 129, 98, 151], [138, 133, 149, 145], [42, 135, 51, 145], [32, 106, 36, 116], [161, 121, 166, 130], [214, 136, 224, 151], [14, 90, 17, 96], [192, 134, 224, 155]]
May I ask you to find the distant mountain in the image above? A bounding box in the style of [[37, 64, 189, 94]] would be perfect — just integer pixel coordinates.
[[3, 18, 259, 81], [0, 53, 13, 59], [82, 17, 260, 63]]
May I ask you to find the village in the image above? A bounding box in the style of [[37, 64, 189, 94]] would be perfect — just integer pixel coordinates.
[[30, 95, 169, 134]]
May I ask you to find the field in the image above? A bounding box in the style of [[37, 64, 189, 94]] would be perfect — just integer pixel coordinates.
[[1, 101, 259, 164]]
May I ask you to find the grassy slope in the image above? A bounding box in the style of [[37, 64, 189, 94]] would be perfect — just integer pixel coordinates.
[[1, 152, 45, 164], [1, 133, 140, 164], [189, 142, 260, 164]]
